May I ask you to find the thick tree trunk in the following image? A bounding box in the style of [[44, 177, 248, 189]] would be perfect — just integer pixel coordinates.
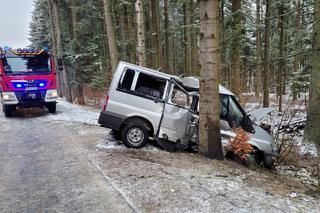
[[231, 0, 241, 96], [103, 0, 119, 82], [190, 0, 198, 75], [263, 0, 272, 107], [124, 3, 136, 64], [184, 1, 192, 75], [135, 0, 146, 66], [71, 0, 85, 105], [120, 5, 127, 61], [277, 4, 285, 112], [151, 0, 162, 69], [255, 0, 262, 98], [48, 0, 63, 97], [293, 0, 302, 74], [52, 0, 72, 103], [304, 0, 320, 150], [293, 0, 302, 100], [163, 0, 170, 72], [199, 0, 224, 160]]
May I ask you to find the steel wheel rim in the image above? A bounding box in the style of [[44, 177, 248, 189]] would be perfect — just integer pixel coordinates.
[[127, 127, 144, 145]]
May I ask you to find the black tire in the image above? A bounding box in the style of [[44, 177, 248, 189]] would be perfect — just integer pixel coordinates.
[[3, 105, 15, 117], [121, 121, 149, 148], [110, 130, 122, 140], [250, 149, 264, 167], [46, 103, 56, 113]]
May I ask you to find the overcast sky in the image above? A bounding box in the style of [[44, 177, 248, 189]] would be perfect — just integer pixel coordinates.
[[0, 0, 34, 48]]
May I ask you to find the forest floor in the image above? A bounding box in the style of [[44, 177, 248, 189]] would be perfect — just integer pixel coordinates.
[[242, 92, 319, 193], [0, 97, 319, 212]]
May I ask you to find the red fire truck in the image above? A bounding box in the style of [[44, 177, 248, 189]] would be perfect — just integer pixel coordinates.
[[0, 47, 58, 117]]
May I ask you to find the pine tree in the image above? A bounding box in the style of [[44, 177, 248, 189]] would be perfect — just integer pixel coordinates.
[[304, 0, 320, 150], [103, 0, 119, 86], [135, 0, 146, 66], [199, 0, 224, 160]]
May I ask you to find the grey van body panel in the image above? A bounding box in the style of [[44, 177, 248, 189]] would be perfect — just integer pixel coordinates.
[[98, 111, 126, 130], [99, 61, 277, 166], [158, 103, 191, 144], [105, 62, 167, 136]]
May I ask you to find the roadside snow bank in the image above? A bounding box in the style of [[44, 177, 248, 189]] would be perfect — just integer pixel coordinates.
[[41, 98, 100, 126]]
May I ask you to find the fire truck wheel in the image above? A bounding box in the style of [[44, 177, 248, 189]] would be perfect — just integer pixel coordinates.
[[3, 105, 15, 117], [46, 103, 56, 113]]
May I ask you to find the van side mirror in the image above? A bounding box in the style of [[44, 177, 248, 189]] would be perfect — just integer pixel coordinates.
[[154, 96, 160, 103], [243, 115, 255, 133]]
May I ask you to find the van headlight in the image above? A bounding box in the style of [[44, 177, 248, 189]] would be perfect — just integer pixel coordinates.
[[2, 92, 18, 104], [45, 90, 58, 101]]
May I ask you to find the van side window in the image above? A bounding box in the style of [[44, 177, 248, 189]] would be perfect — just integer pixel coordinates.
[[134, 73, 166, 99], [119, 69, 135, 90]]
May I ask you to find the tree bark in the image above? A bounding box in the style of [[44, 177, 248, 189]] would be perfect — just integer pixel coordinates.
[[190, 0, 198, 75], [277, 4, 285, 112], [163, 0, 170, 72], [135, 0, 146, 66], [103, 0, 119, 78], [124, 3, 136, 64], [184, 1, 192, 75], [199, 0, 224, 160], [151, 0, 162, 69], [263, 0, 272, 107], [52, 0, 72, 102], [255, 0, 262, 98], [71, 0, 85, 105], [304, 0, 320, 150], [230, 0, 241, 96], [293, 0, 302, 74], [48, 0, 63, 97]]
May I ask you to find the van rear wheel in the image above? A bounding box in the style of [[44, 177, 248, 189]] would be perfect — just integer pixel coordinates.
[[122, 122, 148, 148]]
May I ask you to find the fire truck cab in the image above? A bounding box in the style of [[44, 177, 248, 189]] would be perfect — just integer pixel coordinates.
[[0, 47, 58, 117]]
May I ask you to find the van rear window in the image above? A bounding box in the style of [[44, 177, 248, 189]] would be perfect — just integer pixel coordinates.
[[119, 69, 135, 90]]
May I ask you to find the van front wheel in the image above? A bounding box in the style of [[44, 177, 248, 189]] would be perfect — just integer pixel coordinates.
[[122, 123, 148, 148]]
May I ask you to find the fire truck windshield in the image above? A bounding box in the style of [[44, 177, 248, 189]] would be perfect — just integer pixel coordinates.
[[3, 55, 51, 76]]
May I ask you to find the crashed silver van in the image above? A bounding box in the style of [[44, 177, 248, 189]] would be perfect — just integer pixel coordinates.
[[98, 62, 277, 167]]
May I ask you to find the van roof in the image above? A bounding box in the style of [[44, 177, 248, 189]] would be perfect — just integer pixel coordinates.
[[118, 61, 235, 96], [119, 61, 179, 81], [180, 76, 234, 96]]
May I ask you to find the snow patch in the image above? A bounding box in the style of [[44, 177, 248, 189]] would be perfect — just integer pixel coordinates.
[[41, 98, 100, 126]]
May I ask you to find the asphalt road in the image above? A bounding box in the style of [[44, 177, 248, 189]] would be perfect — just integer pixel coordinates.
[[0, 105, 134, 213]]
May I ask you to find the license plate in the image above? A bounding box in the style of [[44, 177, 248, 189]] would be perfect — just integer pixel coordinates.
[[25, 87, 38, 91], [28, 93, 36, 99]]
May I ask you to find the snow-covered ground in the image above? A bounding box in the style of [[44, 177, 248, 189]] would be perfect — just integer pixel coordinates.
[[244, 93, 317, 157], [45, 98, 319, 212], [41, 98, 100, 126], [242, 93, 319, 190], [3, 97, 318, 212]]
